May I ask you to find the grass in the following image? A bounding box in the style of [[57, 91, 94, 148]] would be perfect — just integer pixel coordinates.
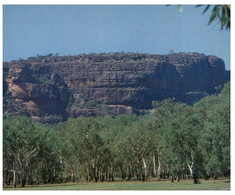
[[3, 179, 230, 190]]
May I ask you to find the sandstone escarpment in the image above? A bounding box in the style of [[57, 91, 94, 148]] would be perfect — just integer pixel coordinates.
[[3, 52, 230, 123]]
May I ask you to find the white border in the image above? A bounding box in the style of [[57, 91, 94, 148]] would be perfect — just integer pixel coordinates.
[[0, 1, 233, 195]]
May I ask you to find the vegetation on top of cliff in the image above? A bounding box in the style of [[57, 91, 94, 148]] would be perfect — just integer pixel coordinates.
[[3, 52, 229, 123], [3, 52, 207, 65]]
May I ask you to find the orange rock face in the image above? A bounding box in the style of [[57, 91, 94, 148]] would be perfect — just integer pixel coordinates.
[[3, 53, 230, 123]]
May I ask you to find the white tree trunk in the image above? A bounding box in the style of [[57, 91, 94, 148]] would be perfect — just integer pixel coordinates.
[[157, 149, 161, 179], [153, 153, 157, 177], [13, 169, 16, 188], [187, 161, 193, 177], [187, 150, 194, 178], [142, 157, 147, 180]]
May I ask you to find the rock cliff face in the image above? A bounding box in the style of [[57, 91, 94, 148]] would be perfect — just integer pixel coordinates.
[[3, 52, 230, 123]]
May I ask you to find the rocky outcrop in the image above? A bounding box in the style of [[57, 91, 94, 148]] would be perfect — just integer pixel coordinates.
[[3, 52, 230, 123]]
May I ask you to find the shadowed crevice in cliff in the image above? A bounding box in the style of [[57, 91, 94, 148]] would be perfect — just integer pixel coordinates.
[[4, 65, 73, 123]]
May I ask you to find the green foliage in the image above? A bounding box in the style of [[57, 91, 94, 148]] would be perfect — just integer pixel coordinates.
[[32, 73, 52, 84], [3, 82, 230, 187], [3, 116, 53, 186], [194, 82, 230, 178], [176, 5, 230, 30], [197, 5, 230, 30]]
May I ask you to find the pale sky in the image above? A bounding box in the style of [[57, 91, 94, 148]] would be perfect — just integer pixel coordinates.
[[3, 5, 230, 70]]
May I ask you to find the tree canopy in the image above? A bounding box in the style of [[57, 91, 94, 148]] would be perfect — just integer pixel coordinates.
[[3, 82, 230, 187]]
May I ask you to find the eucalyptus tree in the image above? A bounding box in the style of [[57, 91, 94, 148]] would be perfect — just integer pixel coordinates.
[[152, 98, 180, 179], [3, 116, 45, 187], [195, 82, 230, 179], [64, 116, 111, 182], [198, 5, 230, 30], [152, 99, 204, 183], [108, 114, 138, 180], [36, 124, 63, 184], [126, 119, 155, 181]]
